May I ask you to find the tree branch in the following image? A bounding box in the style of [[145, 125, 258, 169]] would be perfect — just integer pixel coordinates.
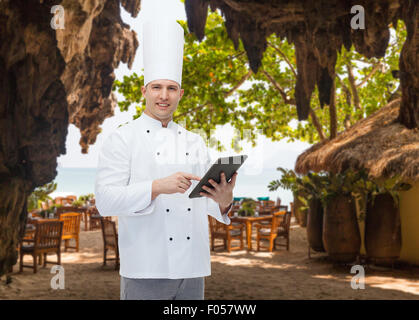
[[224, 70, 252, 97], [261, 70, 295, 104], [336, 75, 352, 107], [263, 70, 326, 140], [356, 62, 383, 88], [309, 109, 326, 141], [173, 70, 251, 120], [329, 80, 338, 139], [346, 62, 361, 111], [266, 42, 298, 78]]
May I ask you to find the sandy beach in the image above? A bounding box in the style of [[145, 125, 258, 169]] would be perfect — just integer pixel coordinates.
[[1, 220, 419, 300]]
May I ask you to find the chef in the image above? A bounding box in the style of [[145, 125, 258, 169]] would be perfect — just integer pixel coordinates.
[[95, 20, 237, 300]]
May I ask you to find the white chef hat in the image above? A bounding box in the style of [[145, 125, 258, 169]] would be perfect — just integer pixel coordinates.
[[142, 20, 185, 87]]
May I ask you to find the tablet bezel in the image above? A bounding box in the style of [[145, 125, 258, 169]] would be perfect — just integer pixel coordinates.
[[188, 154, 248, 199]]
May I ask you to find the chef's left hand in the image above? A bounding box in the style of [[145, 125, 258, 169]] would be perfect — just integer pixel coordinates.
[[200, 172, 238, 207]]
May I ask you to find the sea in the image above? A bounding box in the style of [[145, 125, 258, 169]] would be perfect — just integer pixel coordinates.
[[52, 167, 293, 207]]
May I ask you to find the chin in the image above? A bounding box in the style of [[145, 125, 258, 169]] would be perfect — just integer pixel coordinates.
[[155, 110, 173, 118]]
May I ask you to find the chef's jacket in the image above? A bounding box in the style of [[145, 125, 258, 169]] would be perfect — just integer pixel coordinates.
[[95, 113, 231, 279]]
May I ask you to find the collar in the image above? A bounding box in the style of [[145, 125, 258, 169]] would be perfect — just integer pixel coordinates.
[[141, 112, 175, 130]]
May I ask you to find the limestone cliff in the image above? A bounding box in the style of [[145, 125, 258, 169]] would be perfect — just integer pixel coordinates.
[[0, 0, 140, 275]]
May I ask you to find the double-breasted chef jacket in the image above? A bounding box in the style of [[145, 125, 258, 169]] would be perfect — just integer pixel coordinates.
[[95, 113, 231, 279]]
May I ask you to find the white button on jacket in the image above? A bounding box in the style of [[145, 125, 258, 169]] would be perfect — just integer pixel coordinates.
[[95, 113, 231, 279]]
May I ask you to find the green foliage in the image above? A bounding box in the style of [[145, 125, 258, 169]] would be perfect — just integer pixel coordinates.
[[269, 168, 328, 211], [113, 11, 406, 149], [269, 168, 327, 199], [319, 169, 367, 205], [71, 200, 85, 208], [78, 193, 95, 202], [367, 176, 411, 208], [27, 182, 57, 211], [237, 198, 257, 216], [38, 203, 62, 219], [269, 167, 411, 220], [268, 168, 299, 193]]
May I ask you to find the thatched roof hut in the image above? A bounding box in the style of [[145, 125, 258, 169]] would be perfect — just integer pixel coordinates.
[[295, 98, 419, 181]]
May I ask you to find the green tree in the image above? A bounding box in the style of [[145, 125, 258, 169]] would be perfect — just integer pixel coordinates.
[[113, 12, 406, 149], [27, 182, 57, 211]]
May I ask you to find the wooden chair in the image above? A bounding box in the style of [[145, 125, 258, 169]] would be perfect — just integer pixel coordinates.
[[88, 207, 111, 230], [19, 220, 63, 273], [257, 200, 276, 216], [273, 211, 292, 251], [100, 217, 119, 270], [56, 206, 85, 216], [209, 216, 244, 252], [57, 206, 87, 229], [255, 211, 286, 252], [261, 200, 275, 208], [89, 207, 101, 230], [259, 205, 286, 225], [59, 212, 82, 252]]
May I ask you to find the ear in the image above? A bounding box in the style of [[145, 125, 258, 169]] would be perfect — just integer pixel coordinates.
[[141, 85, 146, 96], [179, 88, 185, 100]]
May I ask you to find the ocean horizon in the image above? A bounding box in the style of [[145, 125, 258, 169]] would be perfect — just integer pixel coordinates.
[[52, 167, 293, 206]]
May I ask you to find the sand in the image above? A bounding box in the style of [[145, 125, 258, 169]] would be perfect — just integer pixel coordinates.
[[1, 220, 419, 300]]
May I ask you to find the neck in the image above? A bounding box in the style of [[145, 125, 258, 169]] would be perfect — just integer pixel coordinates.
[[144, 109, 172, 128]]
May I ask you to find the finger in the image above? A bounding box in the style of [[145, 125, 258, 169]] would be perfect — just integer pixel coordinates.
[[178, 183, 188, 193], [207, 179, 219, 189], [220, 172, 227, 185], [183, 172, 201, 181], [201, 185, 216, 195], [181, 176, 192, 186], [230, 172, 238, 187], [179, 179, 191, 189]]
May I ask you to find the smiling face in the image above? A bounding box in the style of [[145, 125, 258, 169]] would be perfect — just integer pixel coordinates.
[[141, 79, 184, 127]]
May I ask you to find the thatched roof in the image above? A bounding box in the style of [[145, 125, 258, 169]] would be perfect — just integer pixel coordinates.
[[295, 98, 419, 182]]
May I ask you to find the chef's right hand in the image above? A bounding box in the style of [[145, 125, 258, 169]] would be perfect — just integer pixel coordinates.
[[152, 172, 201, 199]]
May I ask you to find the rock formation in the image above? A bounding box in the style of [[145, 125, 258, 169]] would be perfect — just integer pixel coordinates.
[[185, 0, 418, 125], [0, 0, 139, 276]]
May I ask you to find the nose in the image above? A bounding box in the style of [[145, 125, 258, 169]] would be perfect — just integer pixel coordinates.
[[160, 87, 169, 100]]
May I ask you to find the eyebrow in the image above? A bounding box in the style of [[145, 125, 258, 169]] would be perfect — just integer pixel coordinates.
[[151, 84, 179, 89]]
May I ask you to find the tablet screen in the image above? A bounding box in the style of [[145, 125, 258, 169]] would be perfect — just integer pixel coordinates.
[[188, 155, 248, 198]]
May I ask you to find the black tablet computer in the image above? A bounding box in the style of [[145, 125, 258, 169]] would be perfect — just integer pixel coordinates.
[[188, 155, 248, 199]]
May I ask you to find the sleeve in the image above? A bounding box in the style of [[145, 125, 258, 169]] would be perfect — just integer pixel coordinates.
[[94, 128, 156, 217], [198, 137, 231, 225]]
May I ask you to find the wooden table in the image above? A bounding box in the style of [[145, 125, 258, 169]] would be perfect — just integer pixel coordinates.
[[230, 215, 271, 250]]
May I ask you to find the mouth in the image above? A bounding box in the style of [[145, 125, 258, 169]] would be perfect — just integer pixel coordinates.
[[156, 103, 169, 110]]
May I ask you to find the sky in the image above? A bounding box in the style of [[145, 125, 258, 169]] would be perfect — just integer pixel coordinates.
[[56, 0, 311, 172]]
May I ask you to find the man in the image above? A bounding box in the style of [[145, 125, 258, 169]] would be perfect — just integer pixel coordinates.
[[95, 20, 237, 300]]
